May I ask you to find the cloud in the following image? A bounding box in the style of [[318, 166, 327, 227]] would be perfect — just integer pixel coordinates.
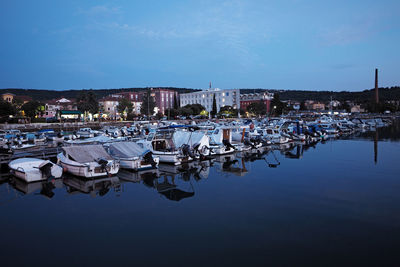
[[73, 1, 271, 67], [76, 5, 121, 16]]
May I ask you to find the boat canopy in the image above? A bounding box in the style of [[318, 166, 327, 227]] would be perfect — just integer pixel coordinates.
[[172, 131, 207, 148], [62, 145, 113, 163], [108, 142, 150, 158]]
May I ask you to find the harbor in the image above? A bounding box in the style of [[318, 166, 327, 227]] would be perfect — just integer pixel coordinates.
[[0, 116, 399, 266], [2, 0, 400, 265]]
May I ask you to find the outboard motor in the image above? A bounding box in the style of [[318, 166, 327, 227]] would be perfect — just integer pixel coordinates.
[[181, 144, 196, 159], [143, 151, 157, 168], [223, 139, 235, 150], [97, 158, 110, 176], [39, 162, 54, 180]]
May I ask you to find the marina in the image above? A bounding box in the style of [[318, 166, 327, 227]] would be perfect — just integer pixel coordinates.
[[1, 1, 399, 265], [0, 116, 399, 266]]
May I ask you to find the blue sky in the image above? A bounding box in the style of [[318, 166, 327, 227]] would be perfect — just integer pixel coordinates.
[[0, 0, 399, 91]]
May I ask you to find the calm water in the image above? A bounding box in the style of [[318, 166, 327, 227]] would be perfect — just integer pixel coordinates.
[[1, 120, 400, 266]]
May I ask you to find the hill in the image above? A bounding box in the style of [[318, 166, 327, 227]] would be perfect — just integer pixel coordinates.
[[0, 87, 198, 101], [1, 86, 399, 103], [240, 87, 400, 102]]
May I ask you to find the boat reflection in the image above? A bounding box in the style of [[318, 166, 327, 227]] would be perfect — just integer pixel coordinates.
[[118, 161, 212, 202], [9, 177, 63, 199], [63, 175, 121, 197]]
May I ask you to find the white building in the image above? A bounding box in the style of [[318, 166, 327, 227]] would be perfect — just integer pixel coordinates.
[[180, 88, 240, 112]]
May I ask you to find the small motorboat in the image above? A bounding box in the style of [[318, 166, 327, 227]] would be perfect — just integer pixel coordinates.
[[57, 145, 120, 178], [106, 141, 159, 171], [8, 158, 63, 183]]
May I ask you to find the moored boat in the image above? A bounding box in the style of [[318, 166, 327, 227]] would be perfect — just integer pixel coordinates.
[[8, 158, 63, 183], [57, 145, 119, 178]]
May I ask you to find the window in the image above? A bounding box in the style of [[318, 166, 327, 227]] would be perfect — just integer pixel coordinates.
[[226, 92, 229, 96]]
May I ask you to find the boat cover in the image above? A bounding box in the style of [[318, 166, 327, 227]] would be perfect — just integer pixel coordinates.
[[172, 131, 207, 148], [108, 142, 150, 158], [63, 145, 113, 163]]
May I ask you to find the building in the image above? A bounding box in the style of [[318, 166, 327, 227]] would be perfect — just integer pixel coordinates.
[[350, 105, 365, 113], [99, 95, 123, 119], [141, 88, 179, 115], [180, 88, 240, 112], [1, 93, 15, 103], [113, 92, 143, 114], [44, 98, 77, 118], [312, 102, 325, 110], [58, 110, 82, 121], [111, 89, 179, 115], [329, 100, 341, 108], [240, 92, 273, 113]]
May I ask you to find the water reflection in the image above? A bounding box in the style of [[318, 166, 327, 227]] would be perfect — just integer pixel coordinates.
[[9, 177, 63, 198], [64, 176, 121, 197]]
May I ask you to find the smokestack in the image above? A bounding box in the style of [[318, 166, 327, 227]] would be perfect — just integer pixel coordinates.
[[375, 68, 379, 104]]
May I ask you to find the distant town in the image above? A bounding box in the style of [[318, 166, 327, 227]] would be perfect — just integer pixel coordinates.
[[1, 82, 399, 123]]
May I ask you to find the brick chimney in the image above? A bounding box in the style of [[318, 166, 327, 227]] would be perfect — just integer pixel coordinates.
[[375, 68, 379, 104]]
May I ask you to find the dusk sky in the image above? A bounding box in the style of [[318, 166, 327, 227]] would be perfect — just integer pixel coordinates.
[[0, 0, 399, 91]]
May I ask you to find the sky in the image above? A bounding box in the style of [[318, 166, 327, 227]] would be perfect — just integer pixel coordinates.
[[0, 0, 399, 91]]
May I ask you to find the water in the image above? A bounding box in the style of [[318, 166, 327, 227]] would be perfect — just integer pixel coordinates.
[[1, 121, 400, 266]]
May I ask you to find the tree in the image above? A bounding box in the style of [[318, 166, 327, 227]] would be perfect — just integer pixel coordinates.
[[300, 101, 306, 110], [173, 94, 179, 110], [218, 105, 238, 117], [117, 98, 133, 119], [178, 107, 193, 117], [12, 98, 24, 108], [140, 89, 156, 116], [21, 101, 42, 118], [183, 104, 205, 115], [211, 94, 217, 118], [339, 102, 351, 112], [77, 90, 98, 115], [247, 101, 267, 116], [270, 94, 285, 115], [0, 100, 16, 117], [165, 108, 179, 118]]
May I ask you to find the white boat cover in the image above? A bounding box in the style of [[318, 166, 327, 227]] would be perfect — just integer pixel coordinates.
[[108, 142, 150, 158], [62, 145, 113, 163], [172, 131, 207, 148]]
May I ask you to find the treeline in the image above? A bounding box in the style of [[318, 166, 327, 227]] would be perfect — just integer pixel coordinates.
[[240, 87, 400, 102], [1, 86, 400, 103], [0, 87, 198, 101]]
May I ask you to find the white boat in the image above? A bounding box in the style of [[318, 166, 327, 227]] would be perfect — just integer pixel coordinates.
[[57, 145, 120, 178], [76, 128, 96, 138], [8, 158, 63, 183], [103, 126, 121, 138], [136, 130, 190, 165], [208, 127, 235, 155], [63, 135, 113, 145], [11, 143, 40, 151], [106, 141, 159, 171], [262, 127, 290, 144]]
